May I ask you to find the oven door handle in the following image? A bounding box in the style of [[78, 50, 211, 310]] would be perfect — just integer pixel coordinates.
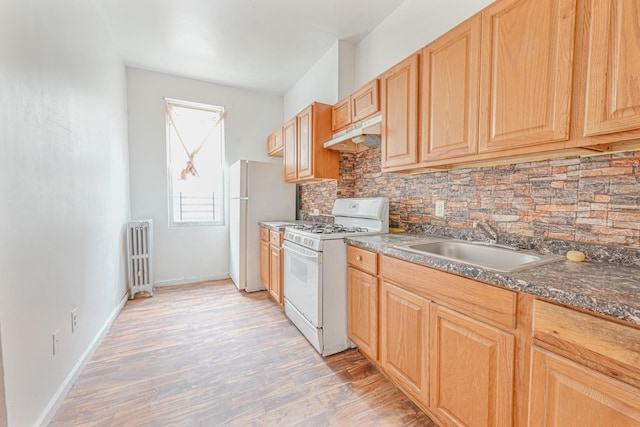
[[283, 241, 321, 262]]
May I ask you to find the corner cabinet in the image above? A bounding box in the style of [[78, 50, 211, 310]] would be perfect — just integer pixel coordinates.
[[478, 0, 576, 153], [284, 102, 338, 183], [380, 53, 420, 171], [267, 126, 283, 157], [283, 117, 297, 182]]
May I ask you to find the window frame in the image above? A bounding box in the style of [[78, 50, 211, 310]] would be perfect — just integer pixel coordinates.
[[165, 97, 226, 228]]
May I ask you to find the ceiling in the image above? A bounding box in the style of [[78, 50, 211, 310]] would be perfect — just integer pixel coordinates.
[[94, 0, 406, 95]]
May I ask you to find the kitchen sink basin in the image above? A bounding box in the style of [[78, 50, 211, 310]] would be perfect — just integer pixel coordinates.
[[395, 240, 564, 273]]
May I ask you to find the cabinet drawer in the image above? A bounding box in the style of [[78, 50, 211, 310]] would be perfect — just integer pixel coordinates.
[[269, 230, 282, 246], [260, 227, 270, 242], [381, 255, 517, 330], [533, 300, 640, 387], [347, 246, 378, 275]]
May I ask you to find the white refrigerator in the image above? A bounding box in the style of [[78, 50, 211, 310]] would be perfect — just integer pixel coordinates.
[[229, 160, 296, 292]]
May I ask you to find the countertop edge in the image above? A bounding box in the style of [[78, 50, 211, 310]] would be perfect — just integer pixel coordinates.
[[346, 236, 640, 327]]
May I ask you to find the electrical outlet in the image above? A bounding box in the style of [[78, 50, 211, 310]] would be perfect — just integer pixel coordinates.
[[71, 308, 78, 333], [435, 200, 446, 218], [52, 330, 60, 355], [311, 208, 320, 216]]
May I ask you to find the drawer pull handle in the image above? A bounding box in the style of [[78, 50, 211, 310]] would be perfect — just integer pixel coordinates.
[[356, 256, 362, 261]]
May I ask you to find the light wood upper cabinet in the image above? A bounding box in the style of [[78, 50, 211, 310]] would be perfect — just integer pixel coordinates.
[[430, 304, 515, 427], [284, 102, 337, 183], [282, 117, 297, 182], [478, 0, 576, 153], [380, 281, 430, 406], [351, 79, 380, 123], [267, 127, 283, 157], [421, 15, 481, 162], [297, 105, 313, 180], [582, 0, 640, 137], [529, 348, 640, 426], [381, 53, 420, 170], [332, 96, 351, 132]]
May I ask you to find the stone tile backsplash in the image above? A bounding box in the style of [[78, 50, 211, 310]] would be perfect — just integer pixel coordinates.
[[298, 147, 640, 248]]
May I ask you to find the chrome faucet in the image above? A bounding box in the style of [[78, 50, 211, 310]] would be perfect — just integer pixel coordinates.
[[475, 222, 499, 245]]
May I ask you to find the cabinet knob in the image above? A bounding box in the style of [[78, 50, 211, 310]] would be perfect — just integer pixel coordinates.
[[356, 256, 362, 261]]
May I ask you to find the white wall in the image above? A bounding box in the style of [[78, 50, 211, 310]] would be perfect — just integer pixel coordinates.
[[284, 40, 355, 119], [354, 0, 494, 86], [0, 0, 130, 425], [126, 69, 283, 286]]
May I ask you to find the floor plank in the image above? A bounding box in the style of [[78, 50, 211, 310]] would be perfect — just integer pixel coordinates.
[[50, 280, 437, 426]]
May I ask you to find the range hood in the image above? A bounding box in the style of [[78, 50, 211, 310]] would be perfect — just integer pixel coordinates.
[[324, 115, 382, 153]]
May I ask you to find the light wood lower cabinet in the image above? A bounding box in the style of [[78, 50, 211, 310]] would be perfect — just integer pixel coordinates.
[[347, 267, 378, 361], [269, 244, 282, 305], [259, 227, 284, 308], [528, 347, 640, 426], [430, 304, 514, 427], [348, 247, 640, 426], [380, 281, 430, 406], [259, 227, 271, 292]]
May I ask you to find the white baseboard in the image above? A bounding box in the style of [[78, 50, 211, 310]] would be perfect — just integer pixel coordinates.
[[36, 291, 129, 427], [154, 274, 230, 287]]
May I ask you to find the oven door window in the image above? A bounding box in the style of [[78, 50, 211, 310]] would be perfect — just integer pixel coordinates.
[[283, 241, 322, 327]]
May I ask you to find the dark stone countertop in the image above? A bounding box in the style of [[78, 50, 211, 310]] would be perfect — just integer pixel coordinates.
[[346, 233, 640, 327], [259, 220, 312, 232]]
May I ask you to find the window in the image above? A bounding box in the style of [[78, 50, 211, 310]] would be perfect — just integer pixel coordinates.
[[166, 98, 225, 226]]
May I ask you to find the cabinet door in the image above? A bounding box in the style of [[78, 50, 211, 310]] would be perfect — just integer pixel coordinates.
[[380, 281, 430, 405], [260, 239, 270, 291], [269, 245, 283, 305], [332, 96, 351, 132], [347, 267, 378, 361], [583, 0, 640, 136], [351, 79, 380, 123], [479, 0, 576, 152], [297, 105, 313, 180], [421, 15, 481, 162], [282, 117, 297, 182], [267, 127, 283, 157], [380, 53, 419, 169], [529, 347, 640, 426], [430, 304, 514, 427]]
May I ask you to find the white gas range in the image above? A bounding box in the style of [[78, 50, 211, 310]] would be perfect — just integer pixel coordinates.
[[282, 197, 389, 356]]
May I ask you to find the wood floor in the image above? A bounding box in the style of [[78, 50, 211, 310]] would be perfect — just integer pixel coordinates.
[[50, 280, 437, 426]]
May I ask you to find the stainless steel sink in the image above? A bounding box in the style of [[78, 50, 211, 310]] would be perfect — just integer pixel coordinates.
[[394, 240, 564, 273]]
